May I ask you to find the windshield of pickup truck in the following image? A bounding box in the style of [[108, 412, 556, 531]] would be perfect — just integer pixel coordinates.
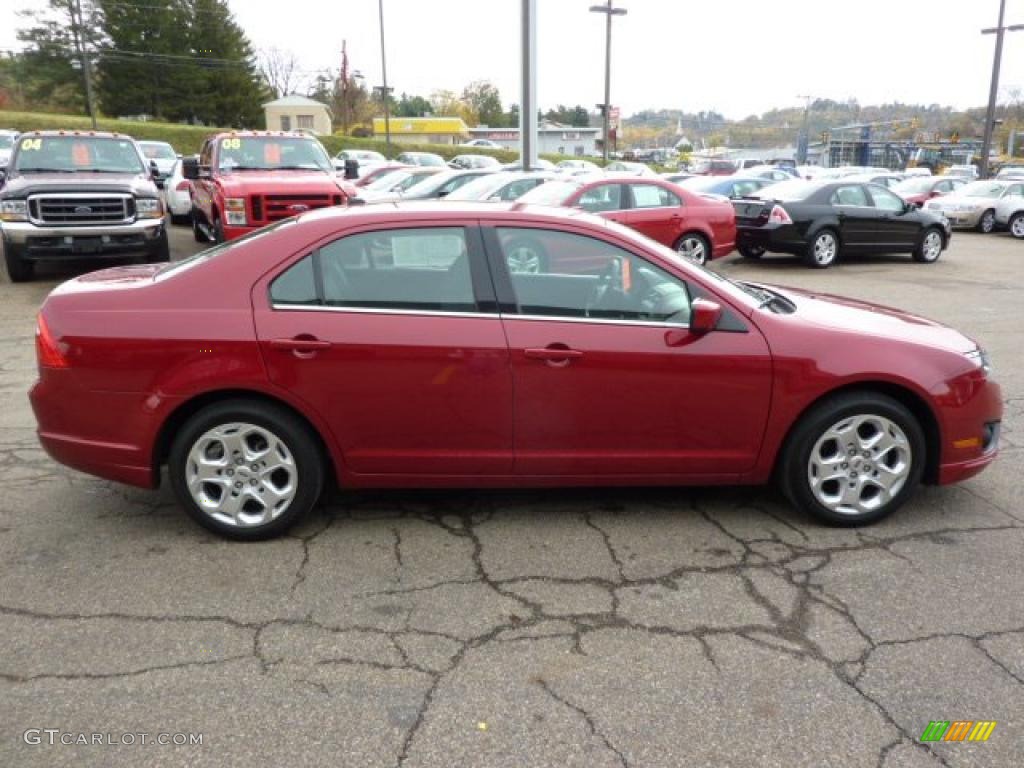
[[13, 136, 145, 174], [217, 136, 332, 173]]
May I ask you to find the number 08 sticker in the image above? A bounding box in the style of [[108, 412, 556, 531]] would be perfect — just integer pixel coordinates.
[[222, 138, 241, 149], [21, 138, 42, 151]]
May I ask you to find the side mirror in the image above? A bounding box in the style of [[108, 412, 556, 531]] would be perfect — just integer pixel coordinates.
[[0, 168, 6, 188], [689, 298, 722, 334], [182, 156, 200, 180]]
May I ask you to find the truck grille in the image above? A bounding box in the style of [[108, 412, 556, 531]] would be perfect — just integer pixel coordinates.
[[252, 194, 339, 223], [28, 194, 134, 226]]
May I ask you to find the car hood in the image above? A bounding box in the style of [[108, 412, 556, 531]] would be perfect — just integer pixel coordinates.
[[765, 284, 977, 355], [0, 172, 158, 198], [215, 170, 347, 195]]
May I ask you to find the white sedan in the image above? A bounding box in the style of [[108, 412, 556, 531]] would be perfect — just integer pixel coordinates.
[[163, 158, 193, 224]]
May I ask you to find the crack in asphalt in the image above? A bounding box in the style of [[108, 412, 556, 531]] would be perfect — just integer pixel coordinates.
[[536, 677, 629, 768]]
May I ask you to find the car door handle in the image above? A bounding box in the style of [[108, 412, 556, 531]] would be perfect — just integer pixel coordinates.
[[524, 346, 583, 366], [270, 337, 331, 352]]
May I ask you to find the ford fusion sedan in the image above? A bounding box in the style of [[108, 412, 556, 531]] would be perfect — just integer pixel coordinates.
[[733, 180, 950, 267], [925, 180, 1024, 233], [29, 203, 1001, 539], [517, 176, 735, 265]]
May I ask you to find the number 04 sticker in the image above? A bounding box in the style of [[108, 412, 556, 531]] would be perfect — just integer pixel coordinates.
[[21, 138, 42, 151]]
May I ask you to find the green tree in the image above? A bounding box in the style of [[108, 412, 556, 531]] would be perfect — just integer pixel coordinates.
[[461, 80, 505, 127], [395, 92, 432, 118]]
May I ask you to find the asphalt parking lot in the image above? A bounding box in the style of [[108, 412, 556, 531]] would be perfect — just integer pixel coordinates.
[[1, 224, 1021, 767]]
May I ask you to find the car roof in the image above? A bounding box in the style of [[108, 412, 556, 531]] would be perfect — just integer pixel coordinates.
[[298, 200, 601, 228]]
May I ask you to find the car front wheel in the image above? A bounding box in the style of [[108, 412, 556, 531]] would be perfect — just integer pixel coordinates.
[[912, 227, 943, 263], [977, 209, 996, 234], [780, 392, 925, 526], [168, 400, 324, 540]]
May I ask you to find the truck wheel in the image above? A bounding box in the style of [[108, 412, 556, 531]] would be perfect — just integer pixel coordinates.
[[213, 215, 225, 244], [2, 241, 34, 283], [192, 210, 208, 243], [150, 230, 171, 262]]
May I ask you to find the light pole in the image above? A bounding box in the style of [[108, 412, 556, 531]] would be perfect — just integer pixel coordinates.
[[377, 0, 392, 153], [69, 0, 97, 129], [590, 1, 626, 164], [979, 0, 1023, 177]]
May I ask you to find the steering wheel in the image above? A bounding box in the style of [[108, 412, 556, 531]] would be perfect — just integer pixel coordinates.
[[584, 256, 627, 317]]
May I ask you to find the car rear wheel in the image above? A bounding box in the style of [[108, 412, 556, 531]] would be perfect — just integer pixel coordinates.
[[738, 243, 766, 259], [191, 210, 208, 243], [1009, 212, 1024, 240], [675, 233, 710, 266], [213, 215, 225, 244], [912, 227, 943, 263], [780, 392, 924, 526], [977, 209, 996, 234], [804, 229, 838, 268], [168, 400, 324, 540], [2, 240, 33, 283]]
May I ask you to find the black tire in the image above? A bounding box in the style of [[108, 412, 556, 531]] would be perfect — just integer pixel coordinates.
[[976, 209, 996, 234], [192, 209, 208, 243], [2, 240, 33, 283], [170, 211, 192, 226], [803, 228, 839, 269], [1008, 212, 1024, 240], [212, 215, 225, 244], [168, 399, 325, 540], [779, 391, 925, 526], [912, 227, 943, 263], [149, 230, 171, 262], [675, 232, 711, 266], [737, 243, 766, 259]]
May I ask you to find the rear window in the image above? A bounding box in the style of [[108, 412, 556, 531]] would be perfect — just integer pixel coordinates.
[[517, 180, 581, 206], [158, 219, 297, 280]]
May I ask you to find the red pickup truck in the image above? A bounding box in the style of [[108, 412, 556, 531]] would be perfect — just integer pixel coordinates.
[[183, 131, 356, 242]]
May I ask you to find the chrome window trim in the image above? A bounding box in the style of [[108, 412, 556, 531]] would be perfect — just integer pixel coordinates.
[[271, 303, 688, 328]]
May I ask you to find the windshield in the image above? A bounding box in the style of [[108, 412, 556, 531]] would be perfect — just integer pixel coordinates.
[[217, 136, 331, 172], [959, 181, 1006, 198], [140, 142, 176, 161], [754, 179, 818, 201], [680, 176, 728, 193], [517, 180, 580, 206], [365, 169, 411, 191], [403, 171, 469, 198], [404, 153, 446, 167], [13, 135, 145, 174], [894, 177, 933, 194], [445, 174, 507, 201]]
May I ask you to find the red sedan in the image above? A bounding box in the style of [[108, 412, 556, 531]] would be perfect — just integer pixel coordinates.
[[893, 176, 967, 208], [30, 203, 1001, 539], [517, 176, 735, 266]]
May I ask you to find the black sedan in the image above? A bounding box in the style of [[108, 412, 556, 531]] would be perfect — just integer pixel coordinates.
[[732, 180, 951, 268]]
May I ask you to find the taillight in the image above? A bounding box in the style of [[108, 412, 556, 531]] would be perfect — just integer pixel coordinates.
[[36, 313, 69, 369], [176, 180, 190, 191], [769, 205, 792, 224]]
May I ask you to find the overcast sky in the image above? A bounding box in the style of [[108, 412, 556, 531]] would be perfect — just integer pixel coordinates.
[[2, 0, 1023, 119]]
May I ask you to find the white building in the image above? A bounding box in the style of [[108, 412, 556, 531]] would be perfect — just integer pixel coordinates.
[[262, 95, 333, 136], [467, 121, 600, 157]]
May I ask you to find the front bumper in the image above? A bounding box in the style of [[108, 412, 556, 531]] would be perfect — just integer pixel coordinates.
[[936, 373, 1002, 485], [2, 218, 165, 259]]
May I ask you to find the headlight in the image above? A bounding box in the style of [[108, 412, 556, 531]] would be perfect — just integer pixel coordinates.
[[225, 197, 246, 226], [136, 198, 164, 219], [965, 347, 992, 375], [0, 199, 28, 222]]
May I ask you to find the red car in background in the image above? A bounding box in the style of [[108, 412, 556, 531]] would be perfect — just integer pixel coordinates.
[[30, 203, 1000, 540], [893, 176, 967, 208], [355, 163, 410, 188], [517, 176, 736, 265]]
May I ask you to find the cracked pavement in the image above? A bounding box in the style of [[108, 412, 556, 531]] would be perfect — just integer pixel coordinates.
[[1, 228, 1021, 767]]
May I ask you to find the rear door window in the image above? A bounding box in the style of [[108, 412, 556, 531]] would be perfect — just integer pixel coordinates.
[[577, 183, 625, 213]]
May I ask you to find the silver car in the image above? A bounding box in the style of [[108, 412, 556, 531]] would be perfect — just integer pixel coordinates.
[[993, 183, 1024, 238], [925, 180, 1018, 233]]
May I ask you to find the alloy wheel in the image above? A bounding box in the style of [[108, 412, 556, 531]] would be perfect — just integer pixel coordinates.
[[1010, 214, 1024, 239], [980, 211, 995, 233], [677, 236, 707, 265], [921, 231, 942, 261], [807, 414, 912, 517], [813, 233, 837, 265], [185, 422, 297, 528], [506, 246, 542, 274]]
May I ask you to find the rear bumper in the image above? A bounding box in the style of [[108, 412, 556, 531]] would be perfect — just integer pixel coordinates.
[[736, 223, 803, 252], [711, 238, 736, 259]]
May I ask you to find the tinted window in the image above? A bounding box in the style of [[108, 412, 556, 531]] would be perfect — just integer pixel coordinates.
[[869, 186, 905, 212], [1006, 184, 1024, 197], [831, 186, 869, 206], [577, 183, 624, 212], [631, 184, 680, 208], [319, 227, 477, 313], [270, 254, 318, 305], [496, 228, 691, 324]]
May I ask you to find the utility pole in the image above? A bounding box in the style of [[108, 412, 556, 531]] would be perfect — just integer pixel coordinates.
[[796, 94, 814, 164], [590, 1, 627, 164], [980, 0, 1024, 177], [520, 0, 538, 169], [69, 0, 97, 129], [377, 0, 391, 153]]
